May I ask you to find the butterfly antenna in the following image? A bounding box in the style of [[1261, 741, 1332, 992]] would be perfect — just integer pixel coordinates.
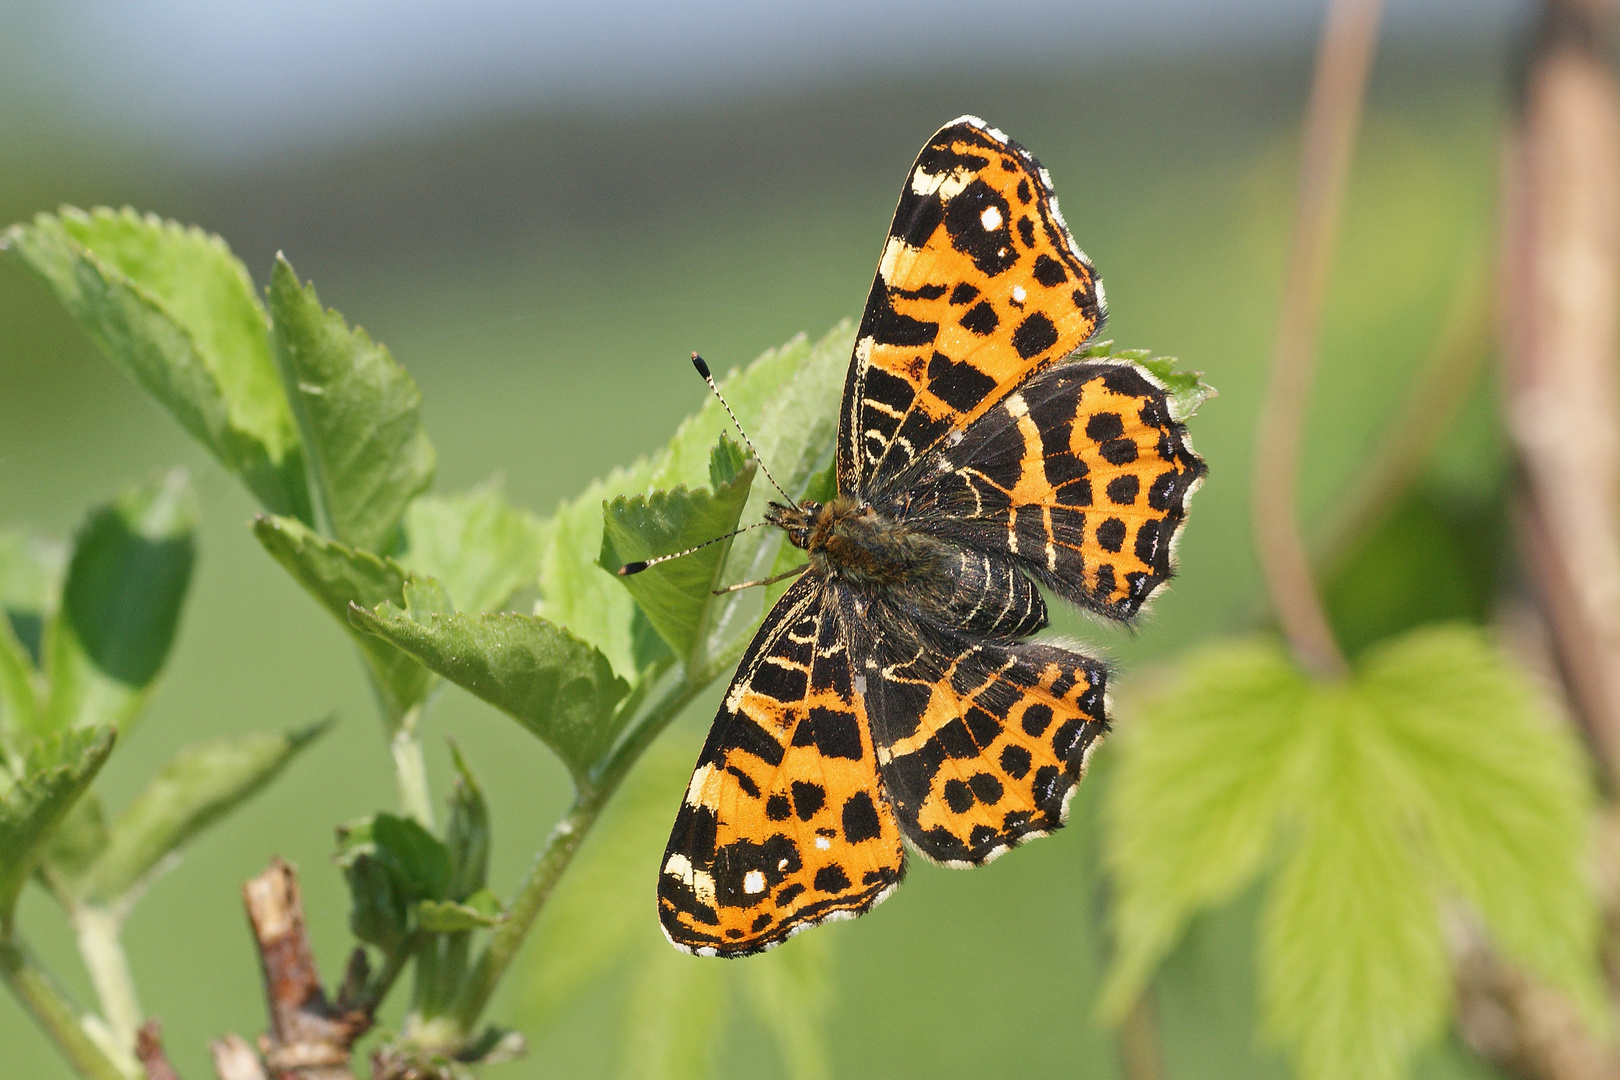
[[691, 353, 796, 503], [617, 521, 772, 576]]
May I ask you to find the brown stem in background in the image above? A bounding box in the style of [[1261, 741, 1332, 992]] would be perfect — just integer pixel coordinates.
[[1251, 0, 1385, 680], [240, 860, 367, 1080], [211, 1035, 270, 1080], [137, 1021, 185, 1080], [1116, 995, 1167, 1080], [1502, 0, 1620, 781]]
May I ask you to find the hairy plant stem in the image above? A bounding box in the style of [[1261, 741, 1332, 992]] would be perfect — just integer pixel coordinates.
[[70, 904, 142, 1067], [389, 707, 434, 828], [447, 664, 703, 1036], [0, 935, 130, 1080], [1252, 0, 1385, 681]]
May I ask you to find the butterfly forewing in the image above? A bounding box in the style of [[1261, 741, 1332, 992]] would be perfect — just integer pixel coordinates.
[[659, 577, 905, 956], [837, 116, 1106, 498]]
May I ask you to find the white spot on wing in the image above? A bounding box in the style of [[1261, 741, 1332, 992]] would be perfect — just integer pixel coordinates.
[[980, 205, 1002, 231], [684, 763, 715, 806], [743, 870, 766, 894], [1011, 285, 1026, 303], [815, 836, 831, 850], [854, 674, 867, 694]]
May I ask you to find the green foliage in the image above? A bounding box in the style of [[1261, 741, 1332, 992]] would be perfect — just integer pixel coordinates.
[[44, 470, 196, 735], [400, 480, 547, 615], [535, 323, 851, 682], [268, 256, 436, 552], [417, 891, 503, 933], [254, 513, 440, 726], [2, 208, 310, 520], [0, 533, 65, 746], [1103, 625, 1602, 1080], [64, 722, 330, 907], [0, 727, 115, 930], [600, 443, 757, 674], [444, 742, 490, 902], [350, 603, 630, 789]]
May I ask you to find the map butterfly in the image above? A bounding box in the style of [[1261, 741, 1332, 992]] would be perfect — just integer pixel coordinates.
[[656, 116, 1206, 956]]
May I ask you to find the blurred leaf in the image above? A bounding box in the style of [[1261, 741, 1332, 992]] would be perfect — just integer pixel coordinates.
[[416, 889, 502, 932], [40, 793, 107, 890], [43, 470, 196, 735], [268, 256, 435, 553], [444, 742, 490, 902], [1103, 626, 1601, 1080], [337, 811, 454, 949], [600, 445, 757, 673], [399, 479, 546, 614], [0, 533, 63, 748], [253, 513, 437, 726], [535, 322, 852, 682], [741, 934, 833, 1080], [339, 846, 410, 952], [75, 721, 330, 906], [349, 604, 629, 787], [2, 208, 309, 519], [619, 944, 727, 1080], [0, 727, 115, 930], [1081, 339, 1216, 423]]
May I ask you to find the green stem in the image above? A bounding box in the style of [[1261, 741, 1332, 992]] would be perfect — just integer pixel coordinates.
[[448, 672, 702, 1034], [390, 707, 434, 828], [0, 935, 129, 1080], [69, 906, 141, 1064]]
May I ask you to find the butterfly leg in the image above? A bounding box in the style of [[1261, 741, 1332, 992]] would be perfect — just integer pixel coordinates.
[[712, 565, 809, 595]]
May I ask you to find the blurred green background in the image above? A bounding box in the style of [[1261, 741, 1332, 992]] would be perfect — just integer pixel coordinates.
[[1, 4, 1516, 1077]]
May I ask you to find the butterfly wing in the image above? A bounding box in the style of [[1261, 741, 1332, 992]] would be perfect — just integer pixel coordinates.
[[900, 358, 1205, 621], [862, 610, 1109, 865], [837, 115, 1106, 498], [658, 575, 905, 956]]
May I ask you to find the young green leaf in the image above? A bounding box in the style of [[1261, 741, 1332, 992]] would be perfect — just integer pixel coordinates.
[[444, 742, 490, 902], [253, 514, 436, 726], [268, 256, 435, 553], [0, 726, 115, 930], [43, 470, 196, 736], [600, 451, 757, 673], [399, 480, 547, 615], [2, 209, 310, 520], [1103, 626, 1601, 1080], [72, 721, 330, 906], [349, 604, 630, 787], [40, 793, 108, 892], [416, 889, 502, 933]]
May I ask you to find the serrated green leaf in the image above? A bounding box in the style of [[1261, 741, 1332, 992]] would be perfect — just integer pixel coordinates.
[[399, 479, 546, 615], [349, 604, 630, 787], [1102, 626, 1602, 1080], [708, 433, 748, 488], [535, 322, 852, 682], [3, 208, 310, 519], [600, 452, 757, 673], [269, 256, 435, 553], [43, 470, 196, 736], [444, 742, 489, 902], [416, 889, 502, 932], [0, 727, 115, 930], [76, 721, 329, 906], [253, 513, 435, 726]]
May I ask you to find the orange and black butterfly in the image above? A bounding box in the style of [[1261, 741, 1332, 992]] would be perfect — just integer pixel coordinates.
[[657, 116, 1206, 956]]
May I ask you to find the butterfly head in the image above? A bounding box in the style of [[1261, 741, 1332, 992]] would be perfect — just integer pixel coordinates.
[[765, 498, 824, 550]]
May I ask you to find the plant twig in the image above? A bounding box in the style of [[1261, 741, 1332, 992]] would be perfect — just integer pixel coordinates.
[[1251, 0, 1386, 680], [242, 859, 367, 1080], [211, 1035, 269, 1080], [137, 1020, 184, 1080], [389, 709, 433, 829], [0, 934, 130, 1080], [73, 903, 144, 1063], [1502, 0, 1620, 781]]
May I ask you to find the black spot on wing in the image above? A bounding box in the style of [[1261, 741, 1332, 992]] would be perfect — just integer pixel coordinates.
[[1011, 312, 1059, 359], [942, 179, 1017, 276], [842, 791, 882, 843], [950, 282, 980, 305], [789, 706, 863, 760], [1096, 518, 1126, 553], [1032, 254, 1068, 287], [959, 301, 999, 336], [927, 351, 999, 411], [860, 277, 938, 348], [791, 780, 826, 821], [1106, 475, 1140, 505], [814, 864, 852, 893]]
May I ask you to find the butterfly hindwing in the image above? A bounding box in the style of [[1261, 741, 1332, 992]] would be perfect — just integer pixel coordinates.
[[862, 612, 1109, 865], [659, 576, 905, 956], [898, 358, 1205, 620], [838, 115, 1106, 498]]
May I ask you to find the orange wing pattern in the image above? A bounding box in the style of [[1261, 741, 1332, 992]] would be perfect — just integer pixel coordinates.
[[659, 577, 905, 956], [837, 115, 1105, 498], [863, 620, 1108, 865], [902, 359, 1205, 620]]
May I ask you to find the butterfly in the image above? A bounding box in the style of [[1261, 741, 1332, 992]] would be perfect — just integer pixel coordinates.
[[657, 116, 1206, 956]]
